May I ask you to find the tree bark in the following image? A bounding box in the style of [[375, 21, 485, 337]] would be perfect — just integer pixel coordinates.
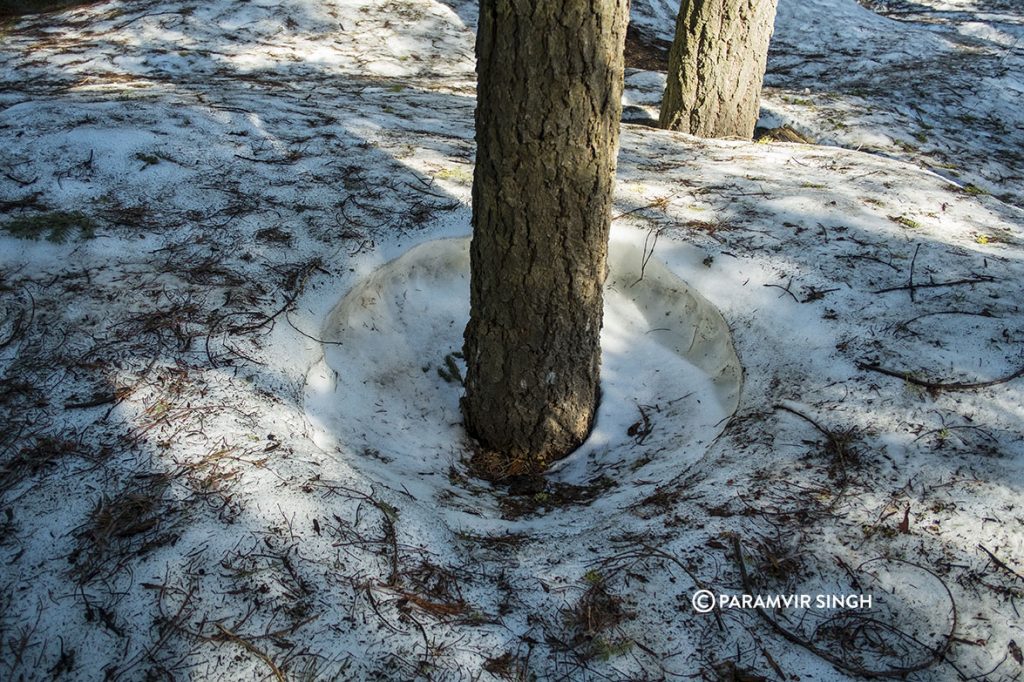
[[659, 0, 778, 139], [462, 0, 629, 476]]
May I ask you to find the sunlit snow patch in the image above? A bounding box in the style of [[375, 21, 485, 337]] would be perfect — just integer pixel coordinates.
[[304, 237, 741, 526]]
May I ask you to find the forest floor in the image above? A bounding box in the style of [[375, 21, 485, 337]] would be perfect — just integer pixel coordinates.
[[1, 0, 1023, 680]]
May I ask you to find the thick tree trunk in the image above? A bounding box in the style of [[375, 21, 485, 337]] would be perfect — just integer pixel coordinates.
[[659, 0, 778, 139], [462, 0, 629, 477]]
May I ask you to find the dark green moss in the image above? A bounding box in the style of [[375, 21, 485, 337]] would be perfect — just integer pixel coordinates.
[[2, 211, 96, 242]]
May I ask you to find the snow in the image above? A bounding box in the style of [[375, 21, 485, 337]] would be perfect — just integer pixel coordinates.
[[0, 0, 1022, 679], [305, 237, 741, 531]]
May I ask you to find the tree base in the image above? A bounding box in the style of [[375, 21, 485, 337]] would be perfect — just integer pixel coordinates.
[[466, 447, 543, 484], [464, 387, 602, 482], [304, 237, 741, 522]]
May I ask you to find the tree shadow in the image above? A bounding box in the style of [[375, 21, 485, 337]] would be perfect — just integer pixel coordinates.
[[432, 0, 476, 28], [0, 0, 96, 16]]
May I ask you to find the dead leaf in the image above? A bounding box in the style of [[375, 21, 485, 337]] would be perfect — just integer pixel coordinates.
[[898, 505, 910, 534]]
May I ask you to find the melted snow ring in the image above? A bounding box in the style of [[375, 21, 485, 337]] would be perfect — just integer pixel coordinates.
[[304, 237, 742, 527]]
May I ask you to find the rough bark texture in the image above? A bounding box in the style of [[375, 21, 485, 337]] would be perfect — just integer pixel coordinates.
[[659, 0, 778, 139], [463, 0, 629, 475]]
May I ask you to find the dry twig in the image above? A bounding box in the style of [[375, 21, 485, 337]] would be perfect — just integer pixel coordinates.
[[858, 361, 1024, 391]]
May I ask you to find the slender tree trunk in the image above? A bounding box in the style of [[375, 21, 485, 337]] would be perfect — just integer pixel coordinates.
[[462, 0, 629, 477], [659, 0, 778, 139]]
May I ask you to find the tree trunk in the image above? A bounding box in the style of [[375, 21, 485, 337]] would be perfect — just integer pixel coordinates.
[[659, 0, 778, 139], [462, 0, 629, 477]]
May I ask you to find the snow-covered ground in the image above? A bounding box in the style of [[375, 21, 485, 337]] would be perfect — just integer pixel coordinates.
[[630, 0, 1024, 207], [0, 0, 1022, 679]]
